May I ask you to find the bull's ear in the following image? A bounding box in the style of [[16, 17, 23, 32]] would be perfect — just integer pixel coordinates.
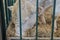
[[8, 6, 13, 11]]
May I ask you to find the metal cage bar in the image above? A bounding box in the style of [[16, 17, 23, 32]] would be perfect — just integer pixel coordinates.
[[4, 0, 9, 28], [36, 0, 38, 40], [51, 0, 56, 40], [0, 0, 57, 40], [19, 0, 22, 40], [0, 0, 7, 40]]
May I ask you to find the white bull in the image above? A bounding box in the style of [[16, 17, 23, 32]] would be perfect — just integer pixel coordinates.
[[7, 0, 59, 37]]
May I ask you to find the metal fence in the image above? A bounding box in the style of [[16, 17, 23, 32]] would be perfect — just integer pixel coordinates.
[[0, 0, 57, 40]]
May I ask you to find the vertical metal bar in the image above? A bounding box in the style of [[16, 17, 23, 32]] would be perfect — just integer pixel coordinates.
[[51, 0, 56, 40], [12, 0, 14, 5], [0, 0, 7, 40], [7, 0, 10, 25], [36, 0, 38, 40], [19, 0, 22, 40], [5, 0, 9, 28], [7, 0, 10, 22], [6, 0, 10, 24]]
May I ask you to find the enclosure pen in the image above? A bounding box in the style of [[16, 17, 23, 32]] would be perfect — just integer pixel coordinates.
[[36, 0, 38, 40], [0, 0, 7, 40], [51, 0, 56, 40], [0, 0, 59, 40], [19, 0, 22, 40]]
